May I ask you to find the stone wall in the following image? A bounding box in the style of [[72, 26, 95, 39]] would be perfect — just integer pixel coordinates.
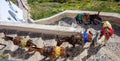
[[0, 10, 120, 36], [0, 22, 81, 36], [31, 10, 120, 24]]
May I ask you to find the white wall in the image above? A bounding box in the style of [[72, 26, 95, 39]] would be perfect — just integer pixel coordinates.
[[30, 10, 120, 24]]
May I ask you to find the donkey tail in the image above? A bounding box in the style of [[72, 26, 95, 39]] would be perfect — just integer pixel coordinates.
[[56, 35, 60, 41], [3, 32, 7, 37], [2, 32, 14, 41]]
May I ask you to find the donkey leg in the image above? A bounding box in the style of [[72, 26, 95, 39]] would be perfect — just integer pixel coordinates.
[[89, 20, 92, 24], [76, 20, 81, 24], [102, 39, 108, 46], [53, 57, 59, 61], [84, 22, 89, 25], [94, 36, 105, 47], [0, 43, 6, 46], [32, 43, 37, 47], [26, 40, 37, 47], [93, 20, 98, 25], [0, 43, 6, 50], [40, 56, 47, 61], [78, 20, 82, 24], [72, 44, 75, 48]]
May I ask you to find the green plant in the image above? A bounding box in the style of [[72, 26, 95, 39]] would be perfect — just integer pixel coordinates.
[[28, 0, 120, 20], [0, 54, 9, 59]]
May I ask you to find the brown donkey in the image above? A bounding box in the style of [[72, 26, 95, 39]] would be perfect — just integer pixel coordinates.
[[2, 32, 37, 48], [56, 31, 94, 48], [28, 46, 70, 60], [0, 43, 6, 50], [75, 11, 102, 25]]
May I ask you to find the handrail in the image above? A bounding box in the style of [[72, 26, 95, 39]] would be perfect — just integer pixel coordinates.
[[0, 22, 81, 36]]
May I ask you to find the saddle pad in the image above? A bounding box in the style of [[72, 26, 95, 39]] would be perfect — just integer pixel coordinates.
[[55, 46, 61, 57], [83, 32, 89, 43], [78, 13, 83, 21], [21, 38, 29, 47]]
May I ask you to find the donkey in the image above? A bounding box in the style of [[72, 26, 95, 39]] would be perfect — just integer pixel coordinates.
[[2, 32, 37, 48], [28, 46, 70, 60], [75, 11, 102, 25], [0, 43, 6, 50], [56, 30, 94, 48]]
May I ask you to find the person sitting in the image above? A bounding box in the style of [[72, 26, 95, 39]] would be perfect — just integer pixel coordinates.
[[95, 21, 114, 47]]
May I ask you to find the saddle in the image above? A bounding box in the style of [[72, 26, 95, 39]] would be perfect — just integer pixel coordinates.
[[13, 37, 22, 45], [83, 32, 89, 43], [20, 37, 30, 47], [77, 13, 83, 23], [55, 46, 61, 57], [43, 46, 54, 56], [84, 13, 90, 20]]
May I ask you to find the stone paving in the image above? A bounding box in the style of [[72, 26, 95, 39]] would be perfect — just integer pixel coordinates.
[[0, 17, 120, 61]]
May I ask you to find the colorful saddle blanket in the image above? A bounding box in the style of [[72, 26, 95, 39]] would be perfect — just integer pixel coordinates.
[[55, 46, 61, 57], [77, 13, 83, 22], [21, 38, 29, 47], [83, 32, 89, 43]]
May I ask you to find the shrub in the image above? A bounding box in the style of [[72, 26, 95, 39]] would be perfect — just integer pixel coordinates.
[[28, 0, 120, 20]]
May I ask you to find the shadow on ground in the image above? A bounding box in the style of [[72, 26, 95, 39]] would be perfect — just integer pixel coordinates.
[[82, 43, 102, 61], [3, 48, 35, 59], [54, 17, 120, 37]]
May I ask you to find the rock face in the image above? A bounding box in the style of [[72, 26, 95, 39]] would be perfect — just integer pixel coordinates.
[[0, 17, 120, 61]]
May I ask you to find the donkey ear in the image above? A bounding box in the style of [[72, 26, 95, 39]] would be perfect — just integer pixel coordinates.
[[1, 37, 5, 39], [3, 32, 7, 37], [56, 35, 59, 39], [89, 31, 93, 36], [98, 11, 100, 15], [55, 35, 59, 41]]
